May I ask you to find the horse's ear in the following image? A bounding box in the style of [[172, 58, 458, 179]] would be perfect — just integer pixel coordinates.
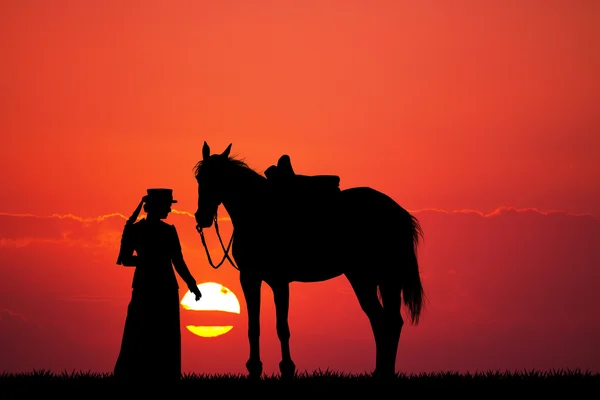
[[221, 143, 232, 158], [202, 141, 210, 160]]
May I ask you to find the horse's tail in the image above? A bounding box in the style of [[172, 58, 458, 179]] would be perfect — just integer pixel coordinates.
[[402, 212, 425, 325]]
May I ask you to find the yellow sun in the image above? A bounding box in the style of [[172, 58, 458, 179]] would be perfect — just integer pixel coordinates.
[[186, 325, 234, 338], [181, 282, 241, 338]]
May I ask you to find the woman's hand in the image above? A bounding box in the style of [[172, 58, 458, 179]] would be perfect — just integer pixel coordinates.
[[189, 285, 202, 301]]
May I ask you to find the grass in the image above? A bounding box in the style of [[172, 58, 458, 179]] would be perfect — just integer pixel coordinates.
[[1, 369, 597, 396]]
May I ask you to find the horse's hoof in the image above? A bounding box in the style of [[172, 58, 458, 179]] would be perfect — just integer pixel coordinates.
[[279, 359, 296, 379], [246, 359, 263, 380]]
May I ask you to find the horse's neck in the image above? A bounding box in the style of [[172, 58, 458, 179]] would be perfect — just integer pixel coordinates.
[[222, 170, 268, 230]]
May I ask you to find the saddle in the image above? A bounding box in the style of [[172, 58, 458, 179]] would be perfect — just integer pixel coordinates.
[[265, 155, 341, 221]]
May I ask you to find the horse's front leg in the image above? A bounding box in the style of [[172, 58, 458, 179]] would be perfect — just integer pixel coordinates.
[[272, 282, 296, 379], [240, 271, 262, 379]]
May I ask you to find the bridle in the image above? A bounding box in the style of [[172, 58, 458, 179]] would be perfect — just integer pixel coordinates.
[[196, 212, 239, 270]]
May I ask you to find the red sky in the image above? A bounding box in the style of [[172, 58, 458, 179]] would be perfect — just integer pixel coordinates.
[[1, 1, 599, 375]]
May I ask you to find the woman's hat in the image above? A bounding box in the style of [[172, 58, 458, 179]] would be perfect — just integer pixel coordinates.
[[145, 188, 178, 204]]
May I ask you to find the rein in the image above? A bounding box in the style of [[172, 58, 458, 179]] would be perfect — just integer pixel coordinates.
[[196, 213, 239, 270]]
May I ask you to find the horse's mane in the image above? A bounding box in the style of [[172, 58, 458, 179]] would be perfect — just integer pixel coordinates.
[[193, 156, 263, 180]]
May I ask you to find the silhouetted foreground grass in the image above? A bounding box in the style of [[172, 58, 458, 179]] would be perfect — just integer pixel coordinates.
[[1, 369, 598, 397]]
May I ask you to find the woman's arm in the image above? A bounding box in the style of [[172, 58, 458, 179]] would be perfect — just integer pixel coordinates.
[[116, 223, 138, 267], [171, 226, 201, 299], [116, 197, 146, 267]]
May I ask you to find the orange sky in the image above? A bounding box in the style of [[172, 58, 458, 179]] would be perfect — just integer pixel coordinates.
[[1, 1, 599, 375]]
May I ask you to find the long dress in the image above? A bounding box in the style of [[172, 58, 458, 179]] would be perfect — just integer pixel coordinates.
[[114, 218, 197, 384]]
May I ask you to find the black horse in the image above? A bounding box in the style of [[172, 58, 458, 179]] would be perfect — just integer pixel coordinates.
[[194, 142, 425, 379]]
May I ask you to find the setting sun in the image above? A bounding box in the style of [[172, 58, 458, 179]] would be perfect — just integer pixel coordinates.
[[181, 282, 241, 338]]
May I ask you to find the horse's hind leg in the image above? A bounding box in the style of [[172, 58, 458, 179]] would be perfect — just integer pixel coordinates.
[[346, 275, 385, 376], [272, 282, 296, 379], [240, 272, 263, 379], [379, 281, 404, 378]]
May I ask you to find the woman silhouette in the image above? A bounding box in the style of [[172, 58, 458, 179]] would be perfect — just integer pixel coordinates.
[[114, 188, 202, 384]]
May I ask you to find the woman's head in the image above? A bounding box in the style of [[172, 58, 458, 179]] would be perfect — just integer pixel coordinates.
[[143, 188, 177, 220], [143, 200, 172, 218]]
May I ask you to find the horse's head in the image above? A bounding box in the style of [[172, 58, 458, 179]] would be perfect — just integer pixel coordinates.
[[193, 141, 232, 229]]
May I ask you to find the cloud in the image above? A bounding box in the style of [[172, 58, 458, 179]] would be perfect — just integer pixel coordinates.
[[0, 206, 594, 251], [0, 212, 127, 248], [409, 206, 597, 219]]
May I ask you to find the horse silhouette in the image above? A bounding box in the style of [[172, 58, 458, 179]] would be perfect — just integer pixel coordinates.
[[193, 142, 425, 380]]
